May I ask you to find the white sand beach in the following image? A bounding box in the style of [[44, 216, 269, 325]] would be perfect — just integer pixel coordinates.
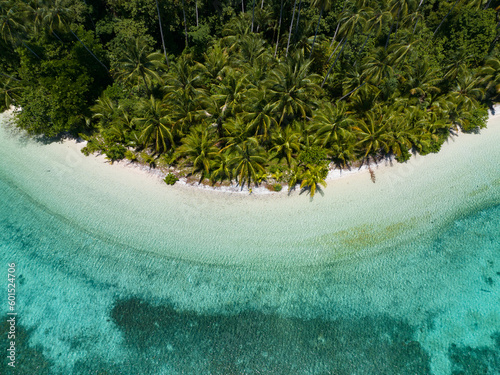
[[0, 108, 499, 266]]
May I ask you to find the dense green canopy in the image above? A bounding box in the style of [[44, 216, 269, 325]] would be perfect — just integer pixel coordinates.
[[1, 0, 499, 195]]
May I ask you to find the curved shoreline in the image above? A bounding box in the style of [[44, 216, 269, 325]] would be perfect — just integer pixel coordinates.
[[1, 107, 499, 267], [3, 105, 499, 197]]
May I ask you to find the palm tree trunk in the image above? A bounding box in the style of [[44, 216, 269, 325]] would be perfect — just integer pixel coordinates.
[[286, 0, 298, 57], [195, 0, 199, 26], [181, 0, 189, 47], [274, 0, 284, 58], [330, 0, 346, 47], [433, 0, 460, 36], [52, 30, 64, 43], [330, 22, 341, 47], [386, 7, 401, 50], [412, 0, 425, 35], [326, 36, 344, 65], [142, 75, 151, 95], [484, 0, 493, 9], [155, 0, 170, 67], [241, 0, 245, 13], [309, 6, 324, 59], [322, 36, 347, 87], [294, 0, 303, 34], [339, 82, 365, 100], [354, 30, 372, 67]]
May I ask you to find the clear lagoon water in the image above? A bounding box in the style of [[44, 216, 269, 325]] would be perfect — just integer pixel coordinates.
[[0, 112, 499, 374]]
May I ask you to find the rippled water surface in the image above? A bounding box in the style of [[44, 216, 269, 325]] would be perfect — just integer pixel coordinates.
[[1, 113, 499, 374]]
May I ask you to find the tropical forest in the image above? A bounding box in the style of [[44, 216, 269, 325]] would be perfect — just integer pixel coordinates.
[[1, 0, 499, 195]]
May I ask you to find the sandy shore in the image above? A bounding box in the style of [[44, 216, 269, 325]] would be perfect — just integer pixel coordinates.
[[7, 103, 496, 196], [0, 104, 499, 266]]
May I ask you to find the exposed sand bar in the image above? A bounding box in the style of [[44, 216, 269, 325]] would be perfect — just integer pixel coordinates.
[[0, 110, 499, 267]]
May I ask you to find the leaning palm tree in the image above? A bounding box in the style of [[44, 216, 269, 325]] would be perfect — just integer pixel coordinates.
[[114, 37, 164, 95], [285, 0, 299, 57], [230, 138, 267, 189], [274, 0, 284, 58], [299, 164, 327, 197], [135, 96, 175, 154]]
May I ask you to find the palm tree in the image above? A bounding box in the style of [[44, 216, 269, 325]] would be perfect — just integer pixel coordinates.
[[0, 73, 21, 110], [481, 57, 500, 96], [352, 106, 392, 165], [213, 69, 249, 119], [243, 88, 277, 139], [234, 34, 268, 66], [177, 125, 218, 180], [267, 53, 321, 125], [449, 72, 484, 111], [211, 151, 233, 184], [167, 89, 204, 135], [402, 59, 441, 101], [230, 138, 267, 188], [165, 55, 204, 99], [91, 93, 116, 127], [0, 0, 25, 44], [299, 164, 327, 197], [114, 37, 163, 94], [197, 44, 229, 84], [269, 125, 302, 167], [312, 102, 352, 149], [221, 115, 254, 152], [361, 46, 394, 84], [135, 96, 175, 154]]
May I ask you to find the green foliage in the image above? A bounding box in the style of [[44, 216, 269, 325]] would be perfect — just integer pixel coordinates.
[[298, 146, 328, 166], [104, 144, 127, 162], [460, 106, 489, 133], [272, 183, 283, 192], [125, 150, 138, 161], [3, 0, 499, 193], [164, 173, 179, 185], [188, 24, 213, 57], [446, 9, 497, 65], [141, 152, 157, 168], [81, 139, 104, 156]]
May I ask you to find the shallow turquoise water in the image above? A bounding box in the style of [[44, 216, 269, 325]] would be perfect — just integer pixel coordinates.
[[0, 115, 499, 374]]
